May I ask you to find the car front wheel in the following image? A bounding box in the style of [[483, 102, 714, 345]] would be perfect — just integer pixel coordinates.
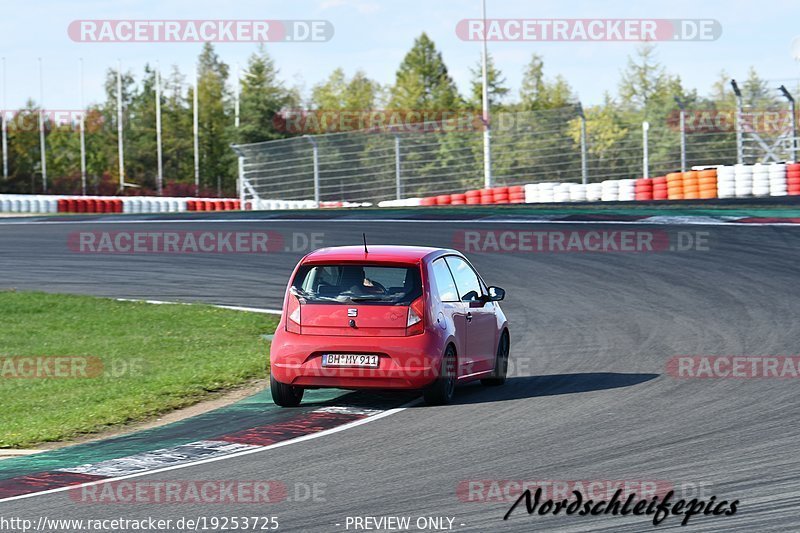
[[270, 372, 304, 407]]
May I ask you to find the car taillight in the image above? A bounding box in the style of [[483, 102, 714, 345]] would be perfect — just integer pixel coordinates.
[[286, 294, 301, 334], [406, 296, 424, 336]]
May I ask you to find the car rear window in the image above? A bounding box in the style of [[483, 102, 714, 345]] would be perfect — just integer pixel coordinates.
[[291, 264, 422, 305]]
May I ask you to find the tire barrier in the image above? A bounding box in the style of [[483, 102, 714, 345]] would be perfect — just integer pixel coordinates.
[[0, 195, 249, 215], [682, 171, 699, 200], [601, 180, 619, 201], [4, 161, 800, 215], [768, 163, 788, 197], [698, 169, 718, 199], [752, 163, 771, 197], [717, 166, 735, 199], [652, 176, 668, 200], [666, 172, 684, 200], [734, 164, 753, 197], [414, 186, 526, 205], [635, 178, 653, 201], [788, 163, 800, 196]]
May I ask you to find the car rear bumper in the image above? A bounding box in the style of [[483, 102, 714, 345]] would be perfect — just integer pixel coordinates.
[[269, 329, 443, 389]]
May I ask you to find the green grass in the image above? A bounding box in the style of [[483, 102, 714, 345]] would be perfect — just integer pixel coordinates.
[[0, 291, 278, 448]]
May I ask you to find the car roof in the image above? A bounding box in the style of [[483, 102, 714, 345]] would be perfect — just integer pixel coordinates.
[[302, 245, 457, 264]]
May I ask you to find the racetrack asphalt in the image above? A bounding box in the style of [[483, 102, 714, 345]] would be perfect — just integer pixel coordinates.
[[0, 216, 799, 531]]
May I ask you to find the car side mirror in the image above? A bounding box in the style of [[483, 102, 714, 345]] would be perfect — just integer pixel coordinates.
[[488, 286, 505, 301]]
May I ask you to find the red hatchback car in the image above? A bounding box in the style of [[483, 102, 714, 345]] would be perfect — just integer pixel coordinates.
[[269, 245, 509, 406]]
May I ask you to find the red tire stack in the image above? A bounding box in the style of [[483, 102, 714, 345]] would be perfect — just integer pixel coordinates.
[[420, 197, 437, 206], [465, 190, 481, 204], [508, 185, 525, 203], [479, 189, 494, 205], [788, 163, 800, 196], [435, 194, 452, 206], [634, 178, 653, 201], [652, 176, 668, 200], [492, 187, 509, 204], [450, 193, 466, 205]]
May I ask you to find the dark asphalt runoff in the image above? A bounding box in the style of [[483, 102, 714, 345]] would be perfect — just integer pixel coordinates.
[[0, 216, 799, 532]]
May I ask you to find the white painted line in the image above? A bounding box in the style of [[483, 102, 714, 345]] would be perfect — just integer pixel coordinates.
[[0, 399, 420, 504], [115, 298, 282, 315]]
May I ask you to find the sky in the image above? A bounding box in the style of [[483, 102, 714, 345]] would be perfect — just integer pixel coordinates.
[[1, 0, 800, 111]]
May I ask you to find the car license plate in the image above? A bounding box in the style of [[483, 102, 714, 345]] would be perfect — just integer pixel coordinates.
[[322, 354, 379, 368]]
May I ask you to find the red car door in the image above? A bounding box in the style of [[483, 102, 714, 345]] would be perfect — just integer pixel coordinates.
[[445, 256, 497, 374]]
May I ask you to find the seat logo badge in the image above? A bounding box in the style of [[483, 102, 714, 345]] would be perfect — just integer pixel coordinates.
[[348, 308, 358, 317]]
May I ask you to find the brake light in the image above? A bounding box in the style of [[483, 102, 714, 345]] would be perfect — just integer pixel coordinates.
[[406, 296, 425, 336], [286, 294, 301, 334]]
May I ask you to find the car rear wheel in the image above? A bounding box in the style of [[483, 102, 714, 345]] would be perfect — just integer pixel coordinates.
[[423, 345, 457, 405], [481, 332, 509, 386], [270, 373, 304, 407]]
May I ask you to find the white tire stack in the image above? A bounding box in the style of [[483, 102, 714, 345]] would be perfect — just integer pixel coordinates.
[[524, 183, 539, 203], [600, 180, 619, 201], [618, 179, 636, 201], [553, 183, 571, 203], [768, 163, 787, 197], [568, 183, 587, 202], [716, 165, 736, 198], [751, 163, 770, 197], [586, 183, 602, 201], [734, 164, 753, 197], [537, 182, 556, 203]]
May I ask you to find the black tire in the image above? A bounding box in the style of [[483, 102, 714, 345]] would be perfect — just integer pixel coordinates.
[[482, 332, 509, 386], [423, 345, 457, 405], [270, 373, 304, 407]]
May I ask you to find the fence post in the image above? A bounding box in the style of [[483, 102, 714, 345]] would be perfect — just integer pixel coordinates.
[[237, 155, 245, 207], [304, 135, 320, 206], [642, 121, 650, 178], [577, 104, 588, 185], [394, 134, 402, 200], [778, 85, 798, 162], [674, 96, 687, 172], [731, 79, 743, 164]]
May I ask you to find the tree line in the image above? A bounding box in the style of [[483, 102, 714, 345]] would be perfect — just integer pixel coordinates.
[[0, 34, 790, 196]]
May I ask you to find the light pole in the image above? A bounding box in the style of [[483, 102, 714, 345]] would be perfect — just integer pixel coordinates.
[[480, 0, 492, 189], [79, 58, 87, 195], [778, 85, 797, 162], [193, 70, 200, 196], [1, 57, 7, 180], [155, 62, 163, 195], [731, 79, 743, 164], [38, 58, 47, 193], [116, 60, 125, 191]]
